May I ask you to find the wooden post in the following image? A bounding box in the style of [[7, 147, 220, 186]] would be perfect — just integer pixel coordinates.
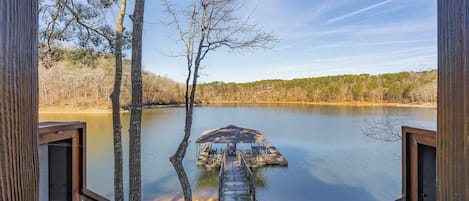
[[437, 0, 469, 200], [0, 0, 39, 200]]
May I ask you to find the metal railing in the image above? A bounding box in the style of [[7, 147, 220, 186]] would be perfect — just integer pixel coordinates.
[[218, 150, 227, 201], [239, 151, 256, 201]]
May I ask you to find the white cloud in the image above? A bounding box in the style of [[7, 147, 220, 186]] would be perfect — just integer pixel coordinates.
[[327, 0, 393, 24]]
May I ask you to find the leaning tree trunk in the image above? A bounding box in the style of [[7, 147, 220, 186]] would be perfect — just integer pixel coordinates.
[[110, 0, 126, 201], [169, 113, 194, 201], [169, 56, 194, 201], [170, 53, 204, 201], [0, 0, 39, 200], [129, 0, 145, 200]]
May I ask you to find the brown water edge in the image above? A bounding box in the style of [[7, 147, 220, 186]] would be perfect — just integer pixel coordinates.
[[39, 101, 436, 113], [39, 104, 185, 113]]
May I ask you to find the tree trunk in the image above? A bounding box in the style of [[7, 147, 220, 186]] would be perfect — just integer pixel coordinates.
[[169, 12, 208, 200], [169, 110, 194, 201], [129, 0, 145, 200], [170, 55, 204, 201], [110, 0, 126, 201], [0, 0, 39, 200], [169, 45, 194, 201]]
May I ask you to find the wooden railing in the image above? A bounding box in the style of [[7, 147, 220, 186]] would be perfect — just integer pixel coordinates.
[[218, 150, 227, 201], [399, 126, 436, 201], [39, 122, 110, 201], [239, 151, 256, 201], [81, 189, 109, 201]]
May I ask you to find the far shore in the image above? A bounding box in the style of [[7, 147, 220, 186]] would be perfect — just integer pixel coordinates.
[[203, 101, 437, 108], [39, 106, 114, 114], [39, 103, 185, 114], [39, 101, 436, 113]]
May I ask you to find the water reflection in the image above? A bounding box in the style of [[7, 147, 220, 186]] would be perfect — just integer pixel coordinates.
[[195, 167, 219, 189], [194, 167, 268, 189], [39, 105, 436, 201], [257, 146, 376, 201]]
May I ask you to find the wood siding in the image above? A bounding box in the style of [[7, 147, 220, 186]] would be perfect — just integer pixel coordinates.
[[0, 0, 39, 200], [437, 0, 469, 200]]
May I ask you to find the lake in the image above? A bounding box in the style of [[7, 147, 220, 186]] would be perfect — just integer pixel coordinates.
[[39, 104, 436, 201]]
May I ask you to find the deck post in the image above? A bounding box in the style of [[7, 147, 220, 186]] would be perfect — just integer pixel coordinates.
[[437, 0, 469, 200], [0, 0, 39, 200]]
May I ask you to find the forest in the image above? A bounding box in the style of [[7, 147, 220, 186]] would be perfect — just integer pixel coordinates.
[[39, 48, 437, 108], [197, 70, 437, 104], [39, 48, 183, 109]]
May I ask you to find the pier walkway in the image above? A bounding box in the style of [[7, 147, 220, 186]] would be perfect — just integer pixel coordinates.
[[219, 151, 256, 201]]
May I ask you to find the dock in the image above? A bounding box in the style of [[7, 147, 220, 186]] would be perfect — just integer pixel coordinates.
[[219, 151, 256, 201], [195, 125, 289, 200], [197, 145, 288, 169], [195, 125, 288, 169]]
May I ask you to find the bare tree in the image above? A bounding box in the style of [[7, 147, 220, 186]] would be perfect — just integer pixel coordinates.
[[362, 113, 405, 142], [128, 0, 145, 200], [164, 0, 276, 200]]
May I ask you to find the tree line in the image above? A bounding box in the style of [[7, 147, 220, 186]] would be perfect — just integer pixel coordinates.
[[40, 51, 437, 108], [39, 48, 183, 108], [0, 0, 440, 200], [197, 70, 437, 104]]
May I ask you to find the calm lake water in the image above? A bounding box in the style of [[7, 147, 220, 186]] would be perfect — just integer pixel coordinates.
[[39, 104, 436, 201]]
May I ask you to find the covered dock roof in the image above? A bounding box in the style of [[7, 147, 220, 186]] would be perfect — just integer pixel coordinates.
[[195, 125, 268, 144]]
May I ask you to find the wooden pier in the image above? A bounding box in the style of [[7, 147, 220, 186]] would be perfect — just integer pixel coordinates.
[[195, 125, 288, 200], [219, 151, 256, 201]]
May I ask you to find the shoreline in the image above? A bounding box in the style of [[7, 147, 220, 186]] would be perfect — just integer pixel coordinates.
[[39, 103, 185, 114], [203, 101, 436, 108], [39, 101, 436, 113], [39, 107, 114, 114]]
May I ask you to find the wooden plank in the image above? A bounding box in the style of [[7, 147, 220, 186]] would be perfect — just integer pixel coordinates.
[[72, 129, 80, 201], [81, 189, 109, 201], [409, 137, 418, 201], [37, 122, 107, 201], [0, 0, 39, 200], [75, 122, 109, 201], [437, 0, 469, 200], [401, 127, 408, 201], [38, 130, 78, 145], [401, 127, 437, 201], [80, 122, 88, 193], [39, 122, 84, 135], [222, 156, 249, 201]]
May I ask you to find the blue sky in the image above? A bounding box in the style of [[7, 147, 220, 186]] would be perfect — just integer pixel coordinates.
[[124, 0, 436, 83]]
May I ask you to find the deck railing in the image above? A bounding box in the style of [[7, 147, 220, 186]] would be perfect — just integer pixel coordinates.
[[398, 126, 436, 201], [239, 151, 256, 201], [218, 150, 227, 201]]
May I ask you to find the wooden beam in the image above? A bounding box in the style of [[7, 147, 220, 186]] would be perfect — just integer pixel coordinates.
[[0, 0, 39, 200], [437, 0, 469, 200]]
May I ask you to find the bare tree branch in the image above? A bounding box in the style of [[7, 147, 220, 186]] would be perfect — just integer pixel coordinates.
[[362, 113, 405, 142], [164, 0, 277, 200]]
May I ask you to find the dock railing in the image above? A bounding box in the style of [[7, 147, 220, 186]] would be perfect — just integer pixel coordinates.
[[218, 150, 227, 201], [239, 151, 256, 201]]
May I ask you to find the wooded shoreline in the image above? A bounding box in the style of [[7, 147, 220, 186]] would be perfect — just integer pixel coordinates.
[[39, 101, 436, 113], [204, 101, 437, 108]]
